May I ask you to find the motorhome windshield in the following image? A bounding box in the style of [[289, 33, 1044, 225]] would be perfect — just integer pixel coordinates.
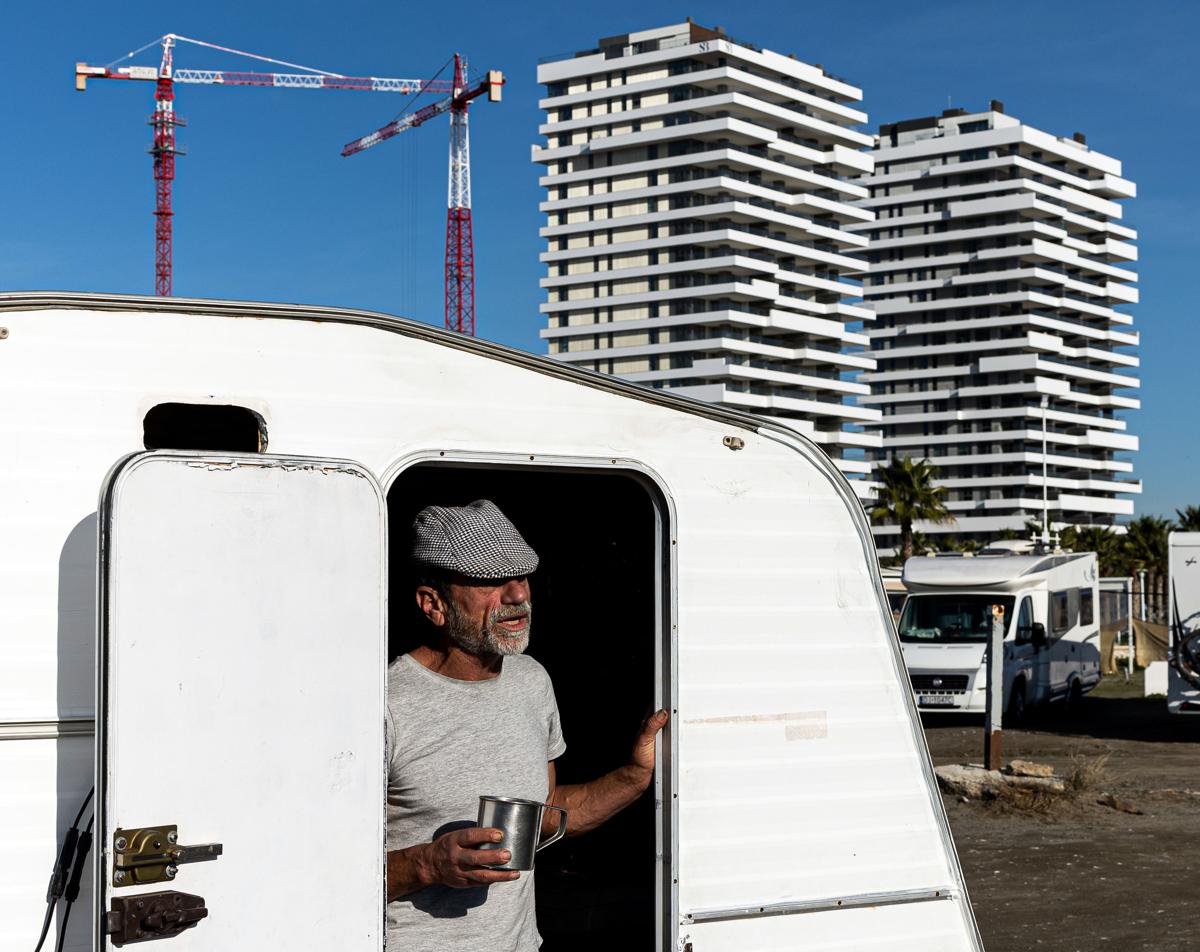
[[898, 594, 1015, 643]]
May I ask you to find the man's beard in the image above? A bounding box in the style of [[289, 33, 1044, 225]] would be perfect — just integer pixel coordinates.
[[444, 600, 532, 657]]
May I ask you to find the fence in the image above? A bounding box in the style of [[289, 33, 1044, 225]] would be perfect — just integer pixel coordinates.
[[1100, 577, 1133, 675]]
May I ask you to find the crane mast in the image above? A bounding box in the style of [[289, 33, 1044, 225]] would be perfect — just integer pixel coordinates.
[[342, 54, 503, 336], [445, 54, 473, 336], [150, 37, 182, 297]]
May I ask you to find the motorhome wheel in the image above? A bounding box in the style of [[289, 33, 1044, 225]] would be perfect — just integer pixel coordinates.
[[1063, 678, 1084, 717], [1005, 680, 1026, 726]]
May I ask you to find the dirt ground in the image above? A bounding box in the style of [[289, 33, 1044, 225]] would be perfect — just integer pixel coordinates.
[[922, 674, 1200, 952]]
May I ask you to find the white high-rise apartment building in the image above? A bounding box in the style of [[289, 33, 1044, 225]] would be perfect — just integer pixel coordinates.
[[532, 21, 881, 485], [853, 104, 1139, 541]]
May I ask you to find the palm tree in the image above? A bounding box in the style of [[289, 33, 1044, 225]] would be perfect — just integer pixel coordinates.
[[1124, 516, 1171, 575], [1124, 515, 1173, 620], [871, 457, 956, 562], [909, 531, 937, 556], [1063, 525, 1123, 576], [939, 535, 981, 555], [1175, 505, 1200, 531]]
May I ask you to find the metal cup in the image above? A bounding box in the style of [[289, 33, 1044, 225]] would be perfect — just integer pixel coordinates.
[[476, 795, 568, 872]]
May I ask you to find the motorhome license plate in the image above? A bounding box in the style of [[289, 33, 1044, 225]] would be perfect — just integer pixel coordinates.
[[918, 695, 956, 707]]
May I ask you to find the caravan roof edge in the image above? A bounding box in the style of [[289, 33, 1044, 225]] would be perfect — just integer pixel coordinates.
[[903, 552, 1094, 588], [0, 290, 779, 436]]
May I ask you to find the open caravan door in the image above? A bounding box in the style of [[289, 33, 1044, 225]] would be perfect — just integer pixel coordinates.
[[95, 453, 385, 950]]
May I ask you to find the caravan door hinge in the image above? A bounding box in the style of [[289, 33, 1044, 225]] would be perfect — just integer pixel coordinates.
[[106, 891, 207, 945], [113, 825, 222, 886]]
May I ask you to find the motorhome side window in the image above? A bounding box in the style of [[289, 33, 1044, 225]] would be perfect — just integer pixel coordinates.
[[143, 403, 266, 452], [1015, 597, 1034, 643], [1079, 588, 1094, 626], [1051, 590, 1075, 634]]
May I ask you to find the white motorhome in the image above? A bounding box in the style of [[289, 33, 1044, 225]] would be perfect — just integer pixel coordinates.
[[899, 552, 1102, 719], [2, 294, 983, 952], [1168, 532, 1200, 715]]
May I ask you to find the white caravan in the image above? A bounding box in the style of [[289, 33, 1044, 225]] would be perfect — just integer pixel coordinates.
[[1168, 532, 1200, 715], [1, 293, 982, 952], [899, 552, 1102, 719]]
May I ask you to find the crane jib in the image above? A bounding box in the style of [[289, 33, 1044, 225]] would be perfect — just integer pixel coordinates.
[[170, 70, 454, 94], [79, 64, 454, 95], [342, 97, 453, 155]]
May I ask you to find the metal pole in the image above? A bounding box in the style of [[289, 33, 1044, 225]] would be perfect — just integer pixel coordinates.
[[1137, 569, 1147, 672], [1040, 395, 1050, 549], [984, 604, 1005, 770], [1127, 578, 1135, 680]]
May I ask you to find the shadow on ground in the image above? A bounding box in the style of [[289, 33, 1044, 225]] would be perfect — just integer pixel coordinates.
[[921, 694, 1200, 744]]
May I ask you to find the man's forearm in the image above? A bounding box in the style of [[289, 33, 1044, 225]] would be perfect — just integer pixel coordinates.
[[549, 764, 652, 837], [386, 845, 432, 901]]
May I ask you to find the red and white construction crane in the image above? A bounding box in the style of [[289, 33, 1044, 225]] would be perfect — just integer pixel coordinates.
[[75, 35, 502, 337], [342, 54, 501, 336]]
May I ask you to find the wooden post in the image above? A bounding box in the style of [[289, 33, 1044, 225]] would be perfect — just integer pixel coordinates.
[[984, 604, 1005, 770]]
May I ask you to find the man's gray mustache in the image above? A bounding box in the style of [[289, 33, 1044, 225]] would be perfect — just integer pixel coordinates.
[[491, 602, 532, 623]]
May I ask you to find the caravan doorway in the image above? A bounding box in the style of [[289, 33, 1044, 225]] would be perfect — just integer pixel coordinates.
[[387, 460, 672, 952]]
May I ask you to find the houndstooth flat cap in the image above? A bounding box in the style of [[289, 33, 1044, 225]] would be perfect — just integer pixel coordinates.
[[411, 499, 539, 579]]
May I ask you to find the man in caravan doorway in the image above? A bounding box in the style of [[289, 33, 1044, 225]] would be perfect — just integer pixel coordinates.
[[384, 498, 669, 952]]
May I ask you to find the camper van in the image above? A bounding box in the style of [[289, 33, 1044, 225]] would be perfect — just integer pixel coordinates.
[[1168, 532, 1200, 715], [1, 293, 983, 952], [899, 552, 1102, 719]]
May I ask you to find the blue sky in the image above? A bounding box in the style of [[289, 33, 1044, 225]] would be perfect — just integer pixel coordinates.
[[2, 1, 1195, 519]]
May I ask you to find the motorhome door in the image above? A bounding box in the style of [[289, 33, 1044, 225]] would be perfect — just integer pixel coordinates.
[[1012, 595, 1045, 706], [95, 452, 386, 950]]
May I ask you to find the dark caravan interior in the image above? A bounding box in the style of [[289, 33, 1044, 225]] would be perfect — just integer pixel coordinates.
[[388, 463, 665, 951]]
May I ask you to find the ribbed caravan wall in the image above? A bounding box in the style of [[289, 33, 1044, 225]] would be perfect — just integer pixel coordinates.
[[668, 425, 979, 951], [0, 407, 98, 952], [0, 294, 980, 951], [2, 734, 95, 951]]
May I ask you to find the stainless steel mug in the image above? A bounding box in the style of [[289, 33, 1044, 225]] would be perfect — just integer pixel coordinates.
[[476, 795, 568, 871]]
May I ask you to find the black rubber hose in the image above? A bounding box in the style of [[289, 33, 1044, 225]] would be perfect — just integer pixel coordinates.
[[31, 903, 54, 952], [52, 903, 71, 952], [45, 829, 78, 904], [52, 813, 93, 952], [35, 788, 93, 952], [64, 821, 93, 903]]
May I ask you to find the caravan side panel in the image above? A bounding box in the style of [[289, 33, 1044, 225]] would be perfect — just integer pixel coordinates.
[[667, 428, 976, 947]]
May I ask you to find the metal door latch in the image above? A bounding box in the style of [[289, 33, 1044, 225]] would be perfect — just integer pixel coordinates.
[[106, 891, 207, 945], [113, 825, 222, 886]]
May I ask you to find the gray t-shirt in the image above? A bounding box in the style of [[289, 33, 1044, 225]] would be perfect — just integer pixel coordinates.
[[385, 652, 566, 951]]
